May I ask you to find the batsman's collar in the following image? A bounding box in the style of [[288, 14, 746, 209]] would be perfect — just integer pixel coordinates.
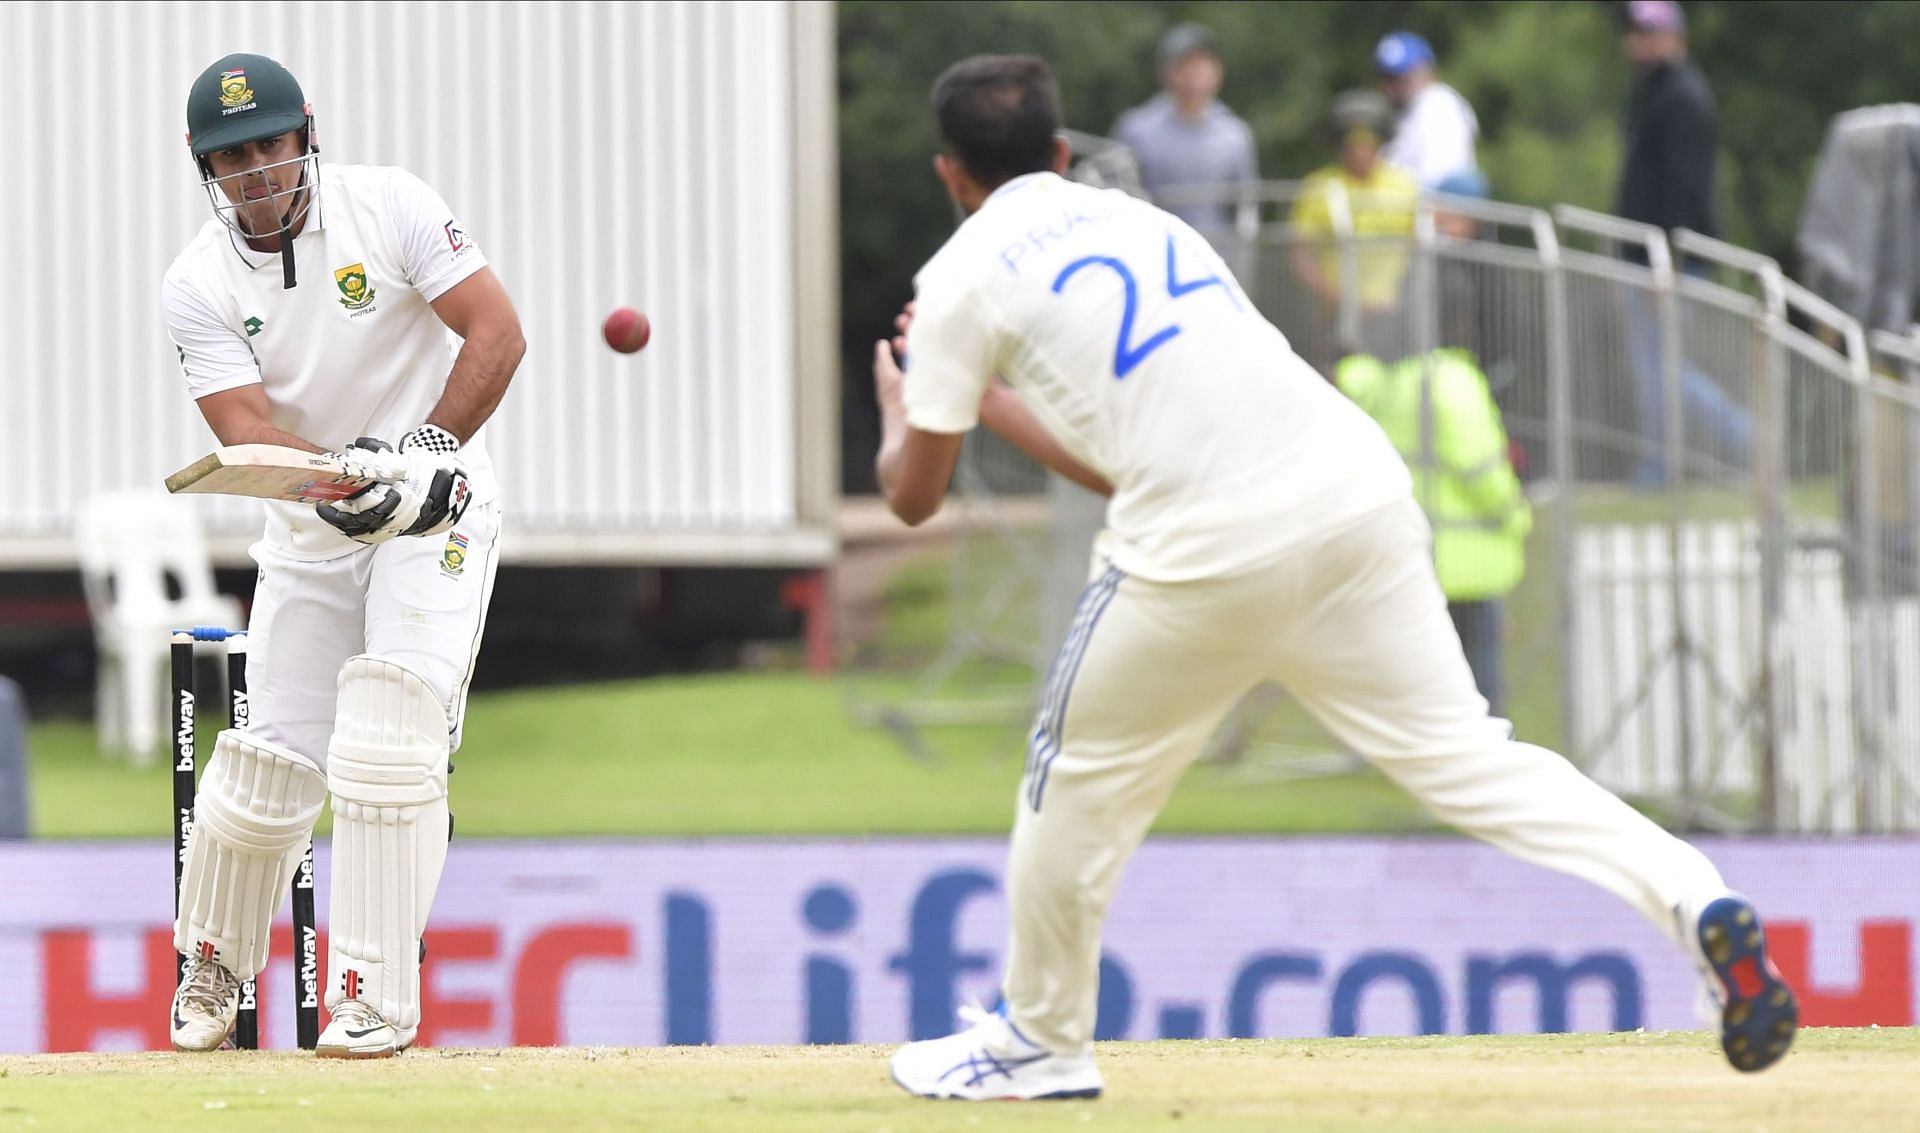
[[227, 179, 327, 272]]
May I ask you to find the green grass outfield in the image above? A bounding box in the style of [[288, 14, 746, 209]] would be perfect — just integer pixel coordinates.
[[26, 673, 1429, 838], [2, 1030, 1912, 1133]]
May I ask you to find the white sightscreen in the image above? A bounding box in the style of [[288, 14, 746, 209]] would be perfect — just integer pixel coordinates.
[[0, 0, 822, 564]]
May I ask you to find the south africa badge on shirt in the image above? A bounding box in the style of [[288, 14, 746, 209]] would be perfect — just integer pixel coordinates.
[[333, 263, 376, 311], [439, 531, 469, 578]]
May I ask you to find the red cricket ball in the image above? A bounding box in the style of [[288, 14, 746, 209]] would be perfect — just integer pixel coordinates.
[[603, 307, 652, 354]]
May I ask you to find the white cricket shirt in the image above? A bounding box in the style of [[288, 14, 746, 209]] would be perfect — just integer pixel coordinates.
[[162, 163, 495, 560], [903, 172, 1410, 582]]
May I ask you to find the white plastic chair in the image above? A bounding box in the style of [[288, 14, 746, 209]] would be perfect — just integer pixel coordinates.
[[73, 490, 244, 764]]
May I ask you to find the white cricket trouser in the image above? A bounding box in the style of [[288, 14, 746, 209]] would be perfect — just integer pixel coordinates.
[[245, 503, 503, 766], [1003, 496, 1727, 1054]]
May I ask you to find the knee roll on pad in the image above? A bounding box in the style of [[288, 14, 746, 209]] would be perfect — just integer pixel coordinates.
[[175, 730, 326, 979], [325, 654, 451, 1034]]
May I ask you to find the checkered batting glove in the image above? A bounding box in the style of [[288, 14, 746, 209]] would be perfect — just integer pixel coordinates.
[[395, 424, 472, 538], [400, 424, 461, 457], [316, 432, 471, 544]]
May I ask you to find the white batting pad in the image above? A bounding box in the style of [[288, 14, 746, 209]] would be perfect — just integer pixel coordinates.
[[175, 729, 326, 979], [324, 654, 451, 1033]]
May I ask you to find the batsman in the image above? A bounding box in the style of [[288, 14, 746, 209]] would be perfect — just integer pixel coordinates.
[[162, 52, 524, 1057]]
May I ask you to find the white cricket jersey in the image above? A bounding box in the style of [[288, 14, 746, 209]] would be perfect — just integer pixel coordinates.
[[162, 163, 495, 560], [903, 172, 1410, 582]]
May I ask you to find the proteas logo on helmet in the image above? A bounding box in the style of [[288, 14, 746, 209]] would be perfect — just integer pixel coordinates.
[[217, 68, 256, 113], [333, 263, 376, 311]]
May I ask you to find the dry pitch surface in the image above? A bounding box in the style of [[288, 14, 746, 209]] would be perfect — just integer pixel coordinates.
[[3, 1030, 1914, 1133]]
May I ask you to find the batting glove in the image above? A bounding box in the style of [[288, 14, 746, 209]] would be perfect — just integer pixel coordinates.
[[315, 430, 471, 544]]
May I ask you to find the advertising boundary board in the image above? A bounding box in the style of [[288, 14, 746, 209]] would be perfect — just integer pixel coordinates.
[[5, 837, 1912, 1052]]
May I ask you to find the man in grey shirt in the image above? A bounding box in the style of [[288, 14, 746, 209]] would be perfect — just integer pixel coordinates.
[[1110, 23, 1258, 230]]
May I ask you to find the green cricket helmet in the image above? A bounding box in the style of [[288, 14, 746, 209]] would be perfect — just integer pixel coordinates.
[[186, 52, 310, 157], [185, 52, 320, 287]]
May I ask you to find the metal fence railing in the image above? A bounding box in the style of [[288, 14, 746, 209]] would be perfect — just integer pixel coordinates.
[[904, 154, 1920, 833]]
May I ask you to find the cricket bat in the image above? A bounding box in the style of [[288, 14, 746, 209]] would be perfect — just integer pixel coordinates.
[[164, 444, 405, 503]]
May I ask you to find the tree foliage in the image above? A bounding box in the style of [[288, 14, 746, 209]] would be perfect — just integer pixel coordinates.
[[836, 0, 1920, 489]]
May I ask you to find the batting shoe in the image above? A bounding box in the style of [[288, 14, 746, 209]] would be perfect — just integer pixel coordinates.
[[315, 999, 409, 1059], [889, 1003, 1103, 1101], [1691, 894, 1799, 1073], [170, 953, 242, 1051]]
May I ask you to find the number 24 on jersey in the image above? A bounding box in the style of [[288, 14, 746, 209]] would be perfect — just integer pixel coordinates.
[[1051, 232, 1245, 380]]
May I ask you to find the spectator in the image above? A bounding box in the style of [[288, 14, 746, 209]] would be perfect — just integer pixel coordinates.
[[1335, 172, 1531, 715], [1376, 31, 1481, 189], [1433, 167, 1537, 480], [1291, 89, 1419, 359], [1110, 22, 1258, 230], [1613, 0, 1750, 483], [1335, 347, 1530, 717], [1433, 167, 1491, 239], [1617, 0, 1717, 248]]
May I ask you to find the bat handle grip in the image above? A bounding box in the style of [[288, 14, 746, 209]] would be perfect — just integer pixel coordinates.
[[370, 451, 411, 482], [339, 450, 410, 483]]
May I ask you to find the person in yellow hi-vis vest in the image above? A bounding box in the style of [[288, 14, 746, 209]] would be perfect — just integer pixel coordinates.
[[1290, 89, 1420, 367], [1335, 347, 1530, 716]]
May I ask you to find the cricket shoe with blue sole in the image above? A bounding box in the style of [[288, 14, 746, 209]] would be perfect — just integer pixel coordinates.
[[1694, 894, 1799, 1073], [890, 1003, 1104, 1101]]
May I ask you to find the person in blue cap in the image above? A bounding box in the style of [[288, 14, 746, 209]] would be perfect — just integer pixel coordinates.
[[1376, 31, 1480, 189]]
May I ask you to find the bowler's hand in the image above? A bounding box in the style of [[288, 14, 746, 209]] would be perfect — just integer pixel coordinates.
[[891, 301, 917, 359], [873, 338, 906, 420]]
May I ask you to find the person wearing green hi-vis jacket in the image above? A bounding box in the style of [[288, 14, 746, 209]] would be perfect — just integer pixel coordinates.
[[1336, 345, 1530, 717]]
